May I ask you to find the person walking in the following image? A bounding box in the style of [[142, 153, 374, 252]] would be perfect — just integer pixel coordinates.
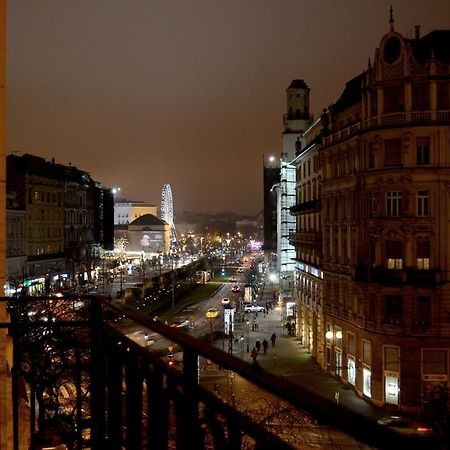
[[262, 339, 269, 354], [251, 347, 258, 365], [255, 339, 261, 352], [271, 332, 276, 347]]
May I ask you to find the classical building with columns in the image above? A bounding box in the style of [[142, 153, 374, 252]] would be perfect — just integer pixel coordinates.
[[291, 18, 450, 412]]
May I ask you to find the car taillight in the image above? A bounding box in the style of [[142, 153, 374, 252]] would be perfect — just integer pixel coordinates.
[[417, 427, 432, 432]]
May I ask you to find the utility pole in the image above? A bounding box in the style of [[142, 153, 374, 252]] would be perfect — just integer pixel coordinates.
[[171, 256, 175, 310]]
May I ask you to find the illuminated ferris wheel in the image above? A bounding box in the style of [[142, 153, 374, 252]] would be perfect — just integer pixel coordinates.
[[160, 184, 178, 248]]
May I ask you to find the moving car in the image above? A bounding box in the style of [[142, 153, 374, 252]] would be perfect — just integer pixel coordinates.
[[243, 304, 264, 313], [221, 297, 230, 305], [171, 318, 191, 329], [206, 308, 219, 319], [237, 268, 244, 273], [229, 276, 237, 282], [231, 285, 240, 293], [377, 416, 434, 437]]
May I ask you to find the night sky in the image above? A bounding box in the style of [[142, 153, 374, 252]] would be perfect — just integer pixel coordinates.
[[6, 1, 450, 215]]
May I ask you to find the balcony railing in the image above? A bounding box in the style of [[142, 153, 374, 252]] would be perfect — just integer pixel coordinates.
[[322, 109, 450, 148], [290, 199, 320, 214], [354, 266, 439, 286], [1, 296, 428, 450]]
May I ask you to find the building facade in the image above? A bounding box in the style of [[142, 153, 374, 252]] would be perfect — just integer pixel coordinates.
[[279, 80, 312, 299], [292, 22, 450, 412], [114, 201, 157, 225], [6, 154, 113, 293], [262, 156, 280, 269]]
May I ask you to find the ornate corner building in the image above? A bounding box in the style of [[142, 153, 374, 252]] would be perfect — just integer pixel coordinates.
[[291, 19, 450, 412]]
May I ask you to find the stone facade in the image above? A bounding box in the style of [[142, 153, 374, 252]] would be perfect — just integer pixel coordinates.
[[292, 23, 450, 411]]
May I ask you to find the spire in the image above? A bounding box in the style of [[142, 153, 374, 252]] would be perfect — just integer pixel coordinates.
[[389, 5, 394, 31]]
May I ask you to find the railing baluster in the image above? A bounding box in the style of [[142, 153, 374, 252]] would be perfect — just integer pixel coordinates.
[[106, 340, 123, 449], [147, 366, 169, 450], [125, 351, 143, 450]]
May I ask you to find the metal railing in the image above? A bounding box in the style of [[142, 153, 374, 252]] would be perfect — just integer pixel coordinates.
[[1, 296, 438, 449]]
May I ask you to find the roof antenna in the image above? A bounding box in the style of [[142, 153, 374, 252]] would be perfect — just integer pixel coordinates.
[[389, 5, 395, 31]]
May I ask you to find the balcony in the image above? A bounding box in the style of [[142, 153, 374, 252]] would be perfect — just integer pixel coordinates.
[[289, 231, 322, 245], [290, 199, 320, 215], [1, 296, 424, 450], [322, 109, 450, 148], [354, 266, 439, 286], [283, 112, 311, 121]]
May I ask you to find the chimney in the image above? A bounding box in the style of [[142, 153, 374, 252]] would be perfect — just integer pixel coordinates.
[[415, 25, 421, 40]]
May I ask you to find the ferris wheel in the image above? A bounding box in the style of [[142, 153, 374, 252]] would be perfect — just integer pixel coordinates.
[[161, 184, 178, 247]]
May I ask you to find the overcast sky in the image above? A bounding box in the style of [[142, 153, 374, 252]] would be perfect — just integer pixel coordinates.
[[6, 0, 450, 215]]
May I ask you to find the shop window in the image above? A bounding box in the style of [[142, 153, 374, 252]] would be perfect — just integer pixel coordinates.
[[385, 295, 402, 323], [423, 349, 447, 376], [417, 240, 430, 270], [416, 137, 430, 165]]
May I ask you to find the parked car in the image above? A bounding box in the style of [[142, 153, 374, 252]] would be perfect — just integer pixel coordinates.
[[243, 304, 264, 313]]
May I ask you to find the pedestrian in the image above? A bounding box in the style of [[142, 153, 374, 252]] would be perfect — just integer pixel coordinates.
[[251, 347, 258, 365], [271, 332, 276, 347], [291, 321, 296, 335], [255, 339, 261, 352], [262, 339, 268, 354], [286, 322, 292, 335]]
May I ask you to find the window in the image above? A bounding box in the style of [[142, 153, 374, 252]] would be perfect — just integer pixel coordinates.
[[412, 82, 430, 111], [386, 191, 402, 216], [386, 240, 402, 269], [384, 85, 404, 113], [384, 346, 400, 372], [385, 295, 402, 323], [368, 142, 375, 168], [416, 296, 431, 326], [437, 82, 449, 110], [416, 137, 430, 165], [423, 349, 447, 376], [347, 332, 355, 355], [417, 190, 429, 216], [384, 138, 402, 166], [363, 340, 371, 366], [417, 240, 430, 269]]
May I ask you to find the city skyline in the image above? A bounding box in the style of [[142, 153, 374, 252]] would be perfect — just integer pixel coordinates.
[[7, 0, 450, 214]]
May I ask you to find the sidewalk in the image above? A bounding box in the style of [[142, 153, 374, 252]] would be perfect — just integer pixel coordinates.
[[228, 281, 390, 424]]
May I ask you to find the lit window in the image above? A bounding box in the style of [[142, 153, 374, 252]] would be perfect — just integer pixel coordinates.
[[385, 240, 402, 269], [417, 240, 430, 270]]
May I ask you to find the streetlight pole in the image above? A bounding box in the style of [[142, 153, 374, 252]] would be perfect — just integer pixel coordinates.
[[246, 319, 250, 353], [171, 256, 175, 310]]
